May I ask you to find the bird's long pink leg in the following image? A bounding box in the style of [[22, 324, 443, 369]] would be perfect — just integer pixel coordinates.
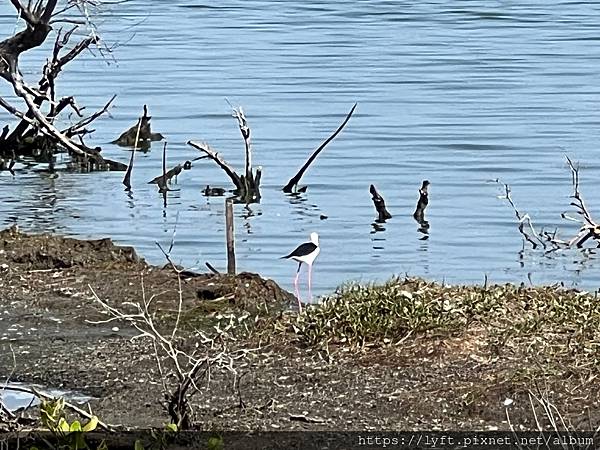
[[308, 263, 313, 301], [294, 262, 302, 312]]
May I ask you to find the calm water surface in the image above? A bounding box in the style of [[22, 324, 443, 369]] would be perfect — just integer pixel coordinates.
[[1, 1, 600, 296]]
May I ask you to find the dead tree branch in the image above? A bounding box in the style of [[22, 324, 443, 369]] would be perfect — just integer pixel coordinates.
[[87, 280, 243, 429], [122, 116, 141, 189], [496, 180, 550, 250], [148, 157, 206, 192], [563, 156, 600, 248], [188, 104, 261, 203], [413, 180, 430, 235], [0, 0, 123, 171], [187, 141, 243, 191], [62, 94, 116, 138], [496, 156, 600, 252], [283, 103, 357, 193]]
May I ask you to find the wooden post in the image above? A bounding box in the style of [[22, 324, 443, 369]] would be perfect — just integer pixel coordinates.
[[225, 198, 236, 275]]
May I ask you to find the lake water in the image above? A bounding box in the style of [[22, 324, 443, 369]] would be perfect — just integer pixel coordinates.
[[1, 1, 600, 297]]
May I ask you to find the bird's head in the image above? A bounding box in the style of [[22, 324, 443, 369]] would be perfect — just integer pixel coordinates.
[[310, 232, 319, 246]]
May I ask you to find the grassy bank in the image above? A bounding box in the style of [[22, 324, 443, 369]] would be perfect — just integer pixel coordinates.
[[290, 277, 600, 379]]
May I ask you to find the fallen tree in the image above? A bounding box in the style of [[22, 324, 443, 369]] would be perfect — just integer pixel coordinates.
[[0, 0, 124, 171]]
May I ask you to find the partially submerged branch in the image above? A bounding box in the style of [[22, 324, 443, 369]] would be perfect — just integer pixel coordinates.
[[112, 105, 164, 149], [148, 157, 205, 192], [188, 104, 262, 204], [413, 180, 430, 235], [187, 141, 243, 191], [497, 156, 599, 252], [496, 180, 552, 250], [413, 180, 430, 222], [283, 103, 357, 193], [563, 156, 600, 248]]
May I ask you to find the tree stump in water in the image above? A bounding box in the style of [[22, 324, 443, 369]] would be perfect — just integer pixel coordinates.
[[370, 184, 392, 222], [112, 105, 164, 149]]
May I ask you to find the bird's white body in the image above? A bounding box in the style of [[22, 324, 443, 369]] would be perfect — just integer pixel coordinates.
[[290, 246, 320, 266], [289, 232, 320, 266], [283, 232, 320, 311]]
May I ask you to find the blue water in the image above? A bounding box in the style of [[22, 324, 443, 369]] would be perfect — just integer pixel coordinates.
[[1, 1, 600, 296]]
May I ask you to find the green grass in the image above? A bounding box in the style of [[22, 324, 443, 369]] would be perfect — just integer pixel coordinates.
[[293, 277, 600, 364]]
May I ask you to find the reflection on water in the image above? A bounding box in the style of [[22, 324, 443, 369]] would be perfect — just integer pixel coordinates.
[[1, 1, 600, 295]]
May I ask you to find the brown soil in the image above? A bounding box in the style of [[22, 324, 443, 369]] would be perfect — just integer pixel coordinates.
[[0, 226, 598, 434]]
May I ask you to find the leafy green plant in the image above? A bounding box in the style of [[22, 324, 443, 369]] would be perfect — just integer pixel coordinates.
[[207, 435, 224, 450], [38, 397, 101, 450]]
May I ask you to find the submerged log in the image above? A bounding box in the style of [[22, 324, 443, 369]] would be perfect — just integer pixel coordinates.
[[369, 184, 392, 222], [283, 103, 357, 194], [112, 105, 164, 148]]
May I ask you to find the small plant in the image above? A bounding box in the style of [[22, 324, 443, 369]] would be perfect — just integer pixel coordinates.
[[207, 435, 224, 450], [34, 397, 102, 449]]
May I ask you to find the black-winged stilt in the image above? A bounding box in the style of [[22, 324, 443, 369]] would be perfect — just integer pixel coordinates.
[[282, 232, 320, 311]]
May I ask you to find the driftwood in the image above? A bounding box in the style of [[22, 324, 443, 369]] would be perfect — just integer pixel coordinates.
[[497, 156, 600, 252], [0, 1, 121, 171], [562, 156, 600, 247], [112, 105, 164, 149], [148, 157, 205, 192], [369, 184, 392, 222], [283, 103, 357, 193], [187, 104, 262, 203]]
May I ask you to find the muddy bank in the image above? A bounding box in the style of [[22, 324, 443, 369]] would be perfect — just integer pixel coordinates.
[[0, 227, 599, 433], [0, 226, 293, 429]]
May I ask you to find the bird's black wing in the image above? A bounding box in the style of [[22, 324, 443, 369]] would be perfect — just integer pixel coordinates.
[[282, 242, 317, 259]]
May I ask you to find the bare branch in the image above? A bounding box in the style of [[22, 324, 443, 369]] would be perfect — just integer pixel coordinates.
[[87, 279, 243, 429], [187, 141, 243, 191], [283, 103, 357, 193], [62, 94, 116, 137]]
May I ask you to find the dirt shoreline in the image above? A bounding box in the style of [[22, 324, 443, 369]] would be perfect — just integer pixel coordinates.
[[0, 226, 598, 433]]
